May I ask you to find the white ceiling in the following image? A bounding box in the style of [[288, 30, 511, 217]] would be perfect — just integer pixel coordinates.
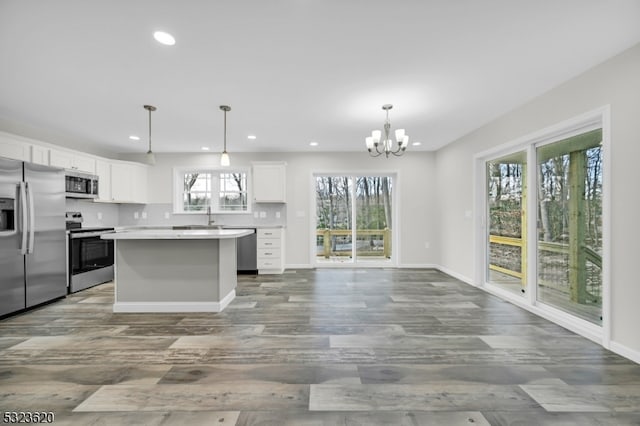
[[1, 1, 639, 155]]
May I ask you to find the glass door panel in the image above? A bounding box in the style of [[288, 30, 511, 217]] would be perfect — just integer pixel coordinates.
[[355, 177, 393, 263], [486, 152, 526, 296], [536, 129, 603, 324], [315, 176, 353, 264]]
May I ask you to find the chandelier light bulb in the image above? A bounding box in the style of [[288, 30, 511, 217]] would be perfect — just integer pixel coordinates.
[[365, 136, 374, 149]]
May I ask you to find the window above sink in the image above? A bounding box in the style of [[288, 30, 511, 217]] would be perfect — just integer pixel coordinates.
[[173, 166, 251, 214]]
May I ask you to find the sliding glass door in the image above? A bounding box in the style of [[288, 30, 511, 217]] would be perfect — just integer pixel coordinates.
[[484, 125, 604, 326], [315, 174, 394, 266], [536, 130, 603, 324], [486, 151, 527, 297]]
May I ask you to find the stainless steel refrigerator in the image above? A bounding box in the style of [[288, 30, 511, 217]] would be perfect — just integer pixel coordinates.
[[0, 157, 67, 316]]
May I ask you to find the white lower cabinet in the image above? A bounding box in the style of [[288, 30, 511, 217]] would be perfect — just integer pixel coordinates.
[[257, 228, 285, 274]]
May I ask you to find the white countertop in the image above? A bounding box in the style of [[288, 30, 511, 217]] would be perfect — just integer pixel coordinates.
[[102, 228, 254, 240]]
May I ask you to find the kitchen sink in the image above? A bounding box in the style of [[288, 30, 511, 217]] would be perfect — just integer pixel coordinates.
[[172, 225, 224, 230]]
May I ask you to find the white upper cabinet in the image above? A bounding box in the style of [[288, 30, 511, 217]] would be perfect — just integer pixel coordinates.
[[30, 145, 49, 165], [49, 148, 96, 174], [131, 163, 148, 204], [0, 133, 29, 161], [0, 130, 148, 204], [252, 162, 286, 203], [110, 161, 148, 204], [95, 159, 112, 202]]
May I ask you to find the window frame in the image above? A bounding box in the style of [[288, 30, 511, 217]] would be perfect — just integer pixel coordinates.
[[173, 166, 252, 214]]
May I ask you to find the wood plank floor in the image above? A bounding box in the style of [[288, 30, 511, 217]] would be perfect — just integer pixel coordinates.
[[1, 268, 640, 425]]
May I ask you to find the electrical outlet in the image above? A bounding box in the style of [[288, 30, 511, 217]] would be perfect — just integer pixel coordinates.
[[164, 212, 170, 219], [275, 211, 281, 219], [97, 212, 103, 220], [141, 212, 147, 220], [134, 212, 139, 220], [259, 211, 266, 218], [254, 211, 259, 218]]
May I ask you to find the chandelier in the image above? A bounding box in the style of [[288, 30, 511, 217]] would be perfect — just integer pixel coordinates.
[[365, 104, 408, 158]]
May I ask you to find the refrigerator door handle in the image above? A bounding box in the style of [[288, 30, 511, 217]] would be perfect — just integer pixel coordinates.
[[19, 182, 28, 255], [26, 181, 35, 254]]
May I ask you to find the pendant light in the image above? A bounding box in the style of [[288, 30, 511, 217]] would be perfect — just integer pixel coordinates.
[[219, 105, 231, 166], [143, 105, 157, 165]]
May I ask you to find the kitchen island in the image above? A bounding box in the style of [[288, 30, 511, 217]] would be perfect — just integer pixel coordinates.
[[102, 228, 253, 313]]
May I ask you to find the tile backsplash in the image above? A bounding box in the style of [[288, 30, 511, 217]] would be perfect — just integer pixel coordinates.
[[65, 200, 286, 229], [118, 203, 286, 227], [65, 199, 119, 228]]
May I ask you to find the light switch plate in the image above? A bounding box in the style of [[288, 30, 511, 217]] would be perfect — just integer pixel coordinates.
[[134, 212, 139, 219], [164, 212, 170, 219], [141, 212, 147, 219], [260, 211, 266, 218], [97, 212, 103, 220]]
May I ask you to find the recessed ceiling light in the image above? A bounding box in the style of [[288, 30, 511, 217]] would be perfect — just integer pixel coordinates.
[[153, 31, 176, 46], [309, 141, 318, 147], [412, 141, 422, 146], [201, 146, 210, 151], [247, 135, 257, 140], [129, 135, 140, 141]]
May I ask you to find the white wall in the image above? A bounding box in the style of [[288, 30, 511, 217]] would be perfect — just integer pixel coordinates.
[[124, 151, 439, 268], [436, 43, 640, 357]]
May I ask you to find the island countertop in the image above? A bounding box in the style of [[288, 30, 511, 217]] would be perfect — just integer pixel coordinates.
[[102, 228, 254, 240]]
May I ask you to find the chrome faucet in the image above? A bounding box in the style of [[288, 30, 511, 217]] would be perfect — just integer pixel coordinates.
[[207, 206, 215, 225]]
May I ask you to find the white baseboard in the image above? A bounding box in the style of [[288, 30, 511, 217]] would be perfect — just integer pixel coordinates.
[[435, 264, 475, 285], [285, 263, 313, 269], [397, 263, 439, 269], [218, 289, 236, 311], [113, 289, 235, 313], [609, 341, 640, 365]]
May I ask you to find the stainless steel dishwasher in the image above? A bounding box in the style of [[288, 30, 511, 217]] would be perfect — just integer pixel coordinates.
[[236, 228, 257, 273]]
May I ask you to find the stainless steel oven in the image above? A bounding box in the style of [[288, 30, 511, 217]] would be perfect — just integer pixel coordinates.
[[68, 227, 114, 293]]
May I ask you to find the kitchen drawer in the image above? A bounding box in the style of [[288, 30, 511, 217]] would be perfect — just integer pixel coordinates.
[[258, 259, 281, 269], [258, 248, 281, 259], [257, 238, 280, 249], [257, 228, 281, 238]]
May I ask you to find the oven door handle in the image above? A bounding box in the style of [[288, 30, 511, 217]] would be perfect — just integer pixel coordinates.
[[70, 231, 114, 239]]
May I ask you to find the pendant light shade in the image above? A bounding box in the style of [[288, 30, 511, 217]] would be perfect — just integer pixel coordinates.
[[220, 151, 230, 166], [144, 105, 157, 165], [220, 105, 231, 166]]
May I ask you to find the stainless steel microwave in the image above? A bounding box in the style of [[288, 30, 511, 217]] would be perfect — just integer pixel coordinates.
[[65, 171, 98, 199]]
